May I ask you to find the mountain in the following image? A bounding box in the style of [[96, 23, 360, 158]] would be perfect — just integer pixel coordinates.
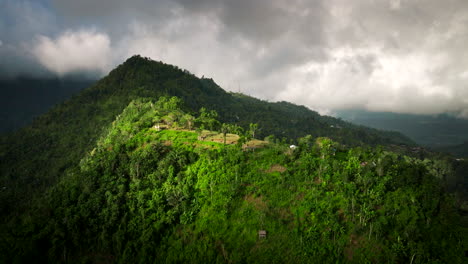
[[2, 96, 467, 263], [0, 55, 416, 197], [0, 77, 95, 133], [436, 142, 468, 158], [335, 110, 468, 147], [1, 55, 466, 263]]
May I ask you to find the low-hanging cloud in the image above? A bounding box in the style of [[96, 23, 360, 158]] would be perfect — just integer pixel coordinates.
[[33, 30, 112, 76], [3, 0, 468, 118]]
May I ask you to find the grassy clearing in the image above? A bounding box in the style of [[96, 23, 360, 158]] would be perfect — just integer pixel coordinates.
[[152, 128, 268, 150], [243, 139, 269, 149], [202, 130, 239, 144]]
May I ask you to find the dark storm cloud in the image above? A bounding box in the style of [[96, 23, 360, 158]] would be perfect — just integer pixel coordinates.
[[2, 0, 468, 117], [0, 0, 57, 78], [49, 0, 330, 74], [0, 43, 51, 79]]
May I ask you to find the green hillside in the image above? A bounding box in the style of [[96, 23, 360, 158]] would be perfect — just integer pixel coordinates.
[[0, 55, 415, 212], [2, 97, 467, 263], [1, 56, 467, 263]]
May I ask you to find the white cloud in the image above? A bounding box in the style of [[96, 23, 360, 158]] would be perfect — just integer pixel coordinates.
[[115, 16, 251, 93], [4, 0, 468, 118], [277, 46, 466, 116], [33, 30, 112, 76], [389, 0, 401, 10]]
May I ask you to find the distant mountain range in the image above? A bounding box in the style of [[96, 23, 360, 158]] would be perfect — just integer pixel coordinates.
[[335, 109, 468, 148], [435, 141, 468, 158], [0, 77, 95, 132]]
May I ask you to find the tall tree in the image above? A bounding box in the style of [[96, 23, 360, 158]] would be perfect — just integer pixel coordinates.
[[181, 114, 195, 130], [249, 123, 258, 139], [198, 107, 219, 131]]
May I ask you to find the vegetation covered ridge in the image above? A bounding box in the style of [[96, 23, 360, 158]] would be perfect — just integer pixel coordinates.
[[0, 54, 419, 220], [2, 96, 466, 263]]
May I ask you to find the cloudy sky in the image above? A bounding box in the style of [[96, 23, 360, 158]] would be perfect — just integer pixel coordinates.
[[2, 0, 468, 117]]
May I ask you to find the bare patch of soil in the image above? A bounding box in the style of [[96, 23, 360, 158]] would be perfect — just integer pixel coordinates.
[[244, 194, 268, 211], [264, 164, 287, 173]]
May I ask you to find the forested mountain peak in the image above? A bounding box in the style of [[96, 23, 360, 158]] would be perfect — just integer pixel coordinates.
[[2, 95, 466, 263], [106, 54, 225, 94], [90, 55, 416, 146], [0, 55, 420, 208], [2, 55, 467, 263]]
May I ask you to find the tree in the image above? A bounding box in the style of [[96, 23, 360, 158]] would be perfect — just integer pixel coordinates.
[[156, 96, 182, 110], [163, 113, 177, 127], [230, 124, 243, 136], [220, 123, 231, 145], [298, 135, 314, 147], [197, 107, 219, 131], [181, 114, 195, 130], [196, 127, 203, 140], [249, 123, 258, 140]]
